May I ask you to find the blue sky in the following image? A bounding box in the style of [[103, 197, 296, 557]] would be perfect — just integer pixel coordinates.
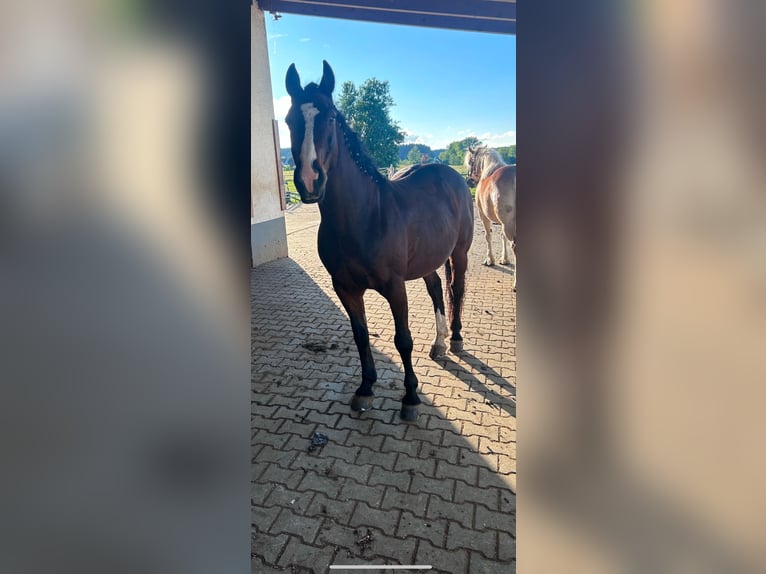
[[265, 13, 516, 151]]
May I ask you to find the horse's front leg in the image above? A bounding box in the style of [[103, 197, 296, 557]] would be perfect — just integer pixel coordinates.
[[381, 280, 420, 421], [335, 285, 377, 412]]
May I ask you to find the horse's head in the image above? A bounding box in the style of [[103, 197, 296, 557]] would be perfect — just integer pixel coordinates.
[[464, 146, 483, 187], [285, 61, 338, 203]]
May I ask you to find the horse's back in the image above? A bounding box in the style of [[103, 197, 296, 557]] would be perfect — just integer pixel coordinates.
[[383, 164, 473, 279], [393, 162, 464, 185], [391, 164, 471, 205], [390, 164, 473, 229]]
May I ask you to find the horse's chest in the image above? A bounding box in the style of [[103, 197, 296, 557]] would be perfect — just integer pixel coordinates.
[[318, 234, 382, 288]]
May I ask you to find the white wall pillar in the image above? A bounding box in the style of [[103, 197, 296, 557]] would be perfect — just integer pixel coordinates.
[[251, 6, 287, 266]]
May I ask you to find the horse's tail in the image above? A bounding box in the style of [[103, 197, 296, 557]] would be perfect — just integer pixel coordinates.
[[445, 258, 454, 320]]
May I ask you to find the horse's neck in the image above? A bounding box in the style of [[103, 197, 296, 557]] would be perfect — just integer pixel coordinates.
[[320, 142, 380, 234], [481, 154, 506, 179]]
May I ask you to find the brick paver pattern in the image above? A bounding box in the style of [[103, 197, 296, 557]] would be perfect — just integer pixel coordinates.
[[252, 203, 516, 573]]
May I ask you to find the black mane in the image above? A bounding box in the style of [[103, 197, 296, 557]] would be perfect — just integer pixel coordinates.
[[337, 112, 386, 185], [302, 82, 385, 185]]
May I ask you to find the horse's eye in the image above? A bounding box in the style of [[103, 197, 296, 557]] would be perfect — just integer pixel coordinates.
[[328, 116, 335, 124]]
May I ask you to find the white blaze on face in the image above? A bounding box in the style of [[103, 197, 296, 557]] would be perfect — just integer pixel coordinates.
[[299, 103, 320, 192]]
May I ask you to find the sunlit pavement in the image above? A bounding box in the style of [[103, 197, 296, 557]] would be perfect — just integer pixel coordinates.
[[252, 203, 516, 573]]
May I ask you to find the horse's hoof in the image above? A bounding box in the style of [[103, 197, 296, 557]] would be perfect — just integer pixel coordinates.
[[499, 258, 510, 265], [450, 339, 464, 353], [350, 394, 374, 412], [400, 404, 419, 421], [483, 259, 495, 266], [429, 344, 447, 359]]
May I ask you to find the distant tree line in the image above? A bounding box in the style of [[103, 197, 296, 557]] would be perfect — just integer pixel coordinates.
[[398, 143, 434, 161], [434, 138, 516, 166], [495, 145, 516, 164], [438, 137, 482, 165], [396, 141, 516, 166], [282, 140, 516, 169]]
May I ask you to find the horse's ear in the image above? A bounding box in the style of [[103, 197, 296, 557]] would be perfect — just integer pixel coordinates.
[[320, 60, 335, 94], [286, 64, 302, 98]]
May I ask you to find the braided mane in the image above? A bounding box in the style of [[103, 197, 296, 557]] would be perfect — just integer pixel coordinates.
[[336, 112, 386, 185], [300, 82, 385, 185]]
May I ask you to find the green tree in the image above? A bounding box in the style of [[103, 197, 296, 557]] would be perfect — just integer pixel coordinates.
[[496, 145, 517, 164], [337, 78, 405, 168], [439, 136, 482, 165], [397, 143, 433, 161], [406, 145, 422, 164]]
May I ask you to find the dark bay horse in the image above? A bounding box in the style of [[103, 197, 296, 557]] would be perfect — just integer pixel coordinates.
[[465, 146, 517, 290], [284, 61, 474, 420]]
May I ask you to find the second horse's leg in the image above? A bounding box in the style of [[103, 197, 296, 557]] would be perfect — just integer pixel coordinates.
[[502, 222, 517, 291], [480, 210, 495, 266], [335, 285, 377, 412]]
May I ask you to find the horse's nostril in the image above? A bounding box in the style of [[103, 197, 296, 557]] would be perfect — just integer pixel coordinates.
[[300, 163, 319, 184]]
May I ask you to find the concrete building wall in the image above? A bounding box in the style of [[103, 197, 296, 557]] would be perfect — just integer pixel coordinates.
[[251, 7, 287, 266]]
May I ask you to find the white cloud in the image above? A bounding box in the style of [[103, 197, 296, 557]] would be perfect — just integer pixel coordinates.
[[481, 130, 516, 147], [402, 130, 437, 147], [272, 96, 292, 148], [299, 38, 311, 42], [273, 95, 291, 121]]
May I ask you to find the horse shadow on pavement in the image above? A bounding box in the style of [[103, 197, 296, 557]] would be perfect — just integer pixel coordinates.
[[252, 257, 516, 573]]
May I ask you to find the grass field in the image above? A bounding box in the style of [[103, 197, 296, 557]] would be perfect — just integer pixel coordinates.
[[282, 163, 470, 204]]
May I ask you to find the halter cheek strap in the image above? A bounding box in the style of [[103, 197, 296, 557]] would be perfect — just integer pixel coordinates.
[[470, 154, 482, 181]]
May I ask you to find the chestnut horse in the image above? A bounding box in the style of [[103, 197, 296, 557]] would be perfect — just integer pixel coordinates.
[[465, 146, 517, 290], [284, 61, 474, 421]]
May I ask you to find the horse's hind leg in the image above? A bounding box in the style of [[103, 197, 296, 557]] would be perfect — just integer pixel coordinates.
[[479, 209, 495, 266], [335, 285, 377, 412], [510, 238, 517, 291], [511, 238, 519, 291], [424, 272, 448, 359], [381, 280, 421, 421], [498, 204, 515, 266], [500, 218, 517, 290], [498, 233, 511, 266], [446, 250, 468, 353]]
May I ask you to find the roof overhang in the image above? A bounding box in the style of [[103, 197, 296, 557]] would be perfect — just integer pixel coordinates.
[[255, 0, 516, 35]]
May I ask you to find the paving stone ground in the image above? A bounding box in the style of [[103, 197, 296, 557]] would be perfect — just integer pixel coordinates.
[[252, 202, 516, 573]]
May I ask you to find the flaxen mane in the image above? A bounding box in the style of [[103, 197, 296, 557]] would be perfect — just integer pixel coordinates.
[[465, 147, 507, 181]]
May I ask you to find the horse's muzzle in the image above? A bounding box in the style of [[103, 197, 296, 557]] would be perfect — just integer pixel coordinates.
[[295, 164, 326, 203]]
